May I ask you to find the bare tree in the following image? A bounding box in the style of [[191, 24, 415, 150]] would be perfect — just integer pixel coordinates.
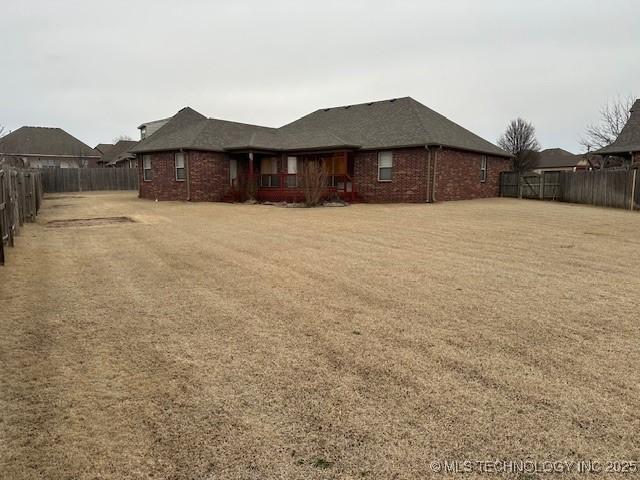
[[113, 134, 133, 142], [497, 118, 541, 173], [580, 95, 634, 152], [299, 160, 327, 207]]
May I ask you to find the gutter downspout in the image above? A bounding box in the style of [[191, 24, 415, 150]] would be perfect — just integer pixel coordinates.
[[425, 146, 431, 203], [431, 146, 441, 203], [184, 149, 191, 201]]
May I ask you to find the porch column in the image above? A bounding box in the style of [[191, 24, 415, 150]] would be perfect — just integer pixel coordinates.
[[248, 152, 255, 199]]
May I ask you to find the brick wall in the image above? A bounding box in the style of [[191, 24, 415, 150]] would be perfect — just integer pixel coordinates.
[[435, 149, 511, 202], [138, 151, 188, 201], [139, 147, 511, 203], [354, 148, 429, 202], [188, 151, 230, 201], [353, 147, 511, 203], [138, 150, 231, 201]]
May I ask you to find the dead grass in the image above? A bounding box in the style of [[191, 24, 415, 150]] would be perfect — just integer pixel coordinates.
[[1, 191, 639, 479]]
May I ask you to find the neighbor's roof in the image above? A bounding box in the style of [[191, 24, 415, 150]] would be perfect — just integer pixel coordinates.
[[532, 148, 583, 169], [131, 98, 509, 157], [0, 126, 100, 157], [137, 116, 172, 130], [595, 99, 640, 155], [99, 140, 138, 166], [95, 143, 115, 155]]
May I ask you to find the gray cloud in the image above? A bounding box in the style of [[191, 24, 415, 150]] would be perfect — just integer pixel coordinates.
[[1, 0, 638, 151]]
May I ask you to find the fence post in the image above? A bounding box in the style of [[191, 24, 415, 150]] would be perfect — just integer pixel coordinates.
[[518, 175, 523, 199], [631, 169, 637, 211]]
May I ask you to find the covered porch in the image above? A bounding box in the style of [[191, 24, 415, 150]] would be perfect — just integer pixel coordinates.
[[227, 150, 357, 203]]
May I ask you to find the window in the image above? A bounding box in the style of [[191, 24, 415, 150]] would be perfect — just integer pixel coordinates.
[[287, 156, 298, 187], [229, 158, 238, 186], [143, 155, 152, 181], [480, 156, 487, 183], [378, 151, 393, 181], [140, 126, 146, 140], [175, 152, 185, 181]]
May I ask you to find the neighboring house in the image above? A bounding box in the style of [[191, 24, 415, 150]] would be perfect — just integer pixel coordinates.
[[95, 143, 114, 155], [0, 126, 100, 168], [95, 143, 115, 167], [93, 143, 113, 167], [595, 99, 640, 168], [99, 140, 139, 168], [529, 148, 592, 173], [138, 117, 171, 140], [130, 97, 512, 203]]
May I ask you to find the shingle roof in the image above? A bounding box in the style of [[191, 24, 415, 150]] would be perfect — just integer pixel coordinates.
[[99, 140, 138, 166], [0, 126, 100, 157], [131, 98, 509, 157], [595, 99, 640, 155], [95, 143, 115, 155], [532, 148, 582, 169]]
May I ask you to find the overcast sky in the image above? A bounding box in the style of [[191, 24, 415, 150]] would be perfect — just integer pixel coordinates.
[[1, 0, 638, 152]]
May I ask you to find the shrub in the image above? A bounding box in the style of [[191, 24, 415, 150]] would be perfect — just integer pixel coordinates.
[[299, 161, 327, 207]]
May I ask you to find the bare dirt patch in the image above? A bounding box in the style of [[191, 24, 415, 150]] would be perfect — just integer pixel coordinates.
[[43, 195, 86, 200], [1, 192, 639, 479], [45, 216, 135, 228]]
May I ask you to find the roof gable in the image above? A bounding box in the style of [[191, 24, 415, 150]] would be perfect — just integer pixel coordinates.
[[0, 126, 99, 157]]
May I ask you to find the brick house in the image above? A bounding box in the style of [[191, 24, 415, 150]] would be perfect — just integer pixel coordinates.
[[0, 126, 100, 168], [595, 99, 640, 168], [98, 140, 139, 168], [131, 97, 511, 203]]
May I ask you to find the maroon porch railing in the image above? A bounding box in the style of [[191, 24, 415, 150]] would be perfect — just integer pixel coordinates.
[[256, 173, 355, 202]]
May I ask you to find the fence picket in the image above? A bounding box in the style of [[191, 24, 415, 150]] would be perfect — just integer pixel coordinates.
[[502, 169, 639, 211], [40, 168, 138, 193], [0, 161, 43, 266]]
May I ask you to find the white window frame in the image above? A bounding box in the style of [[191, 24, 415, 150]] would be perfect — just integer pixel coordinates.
[[378, 151, 393, 182], [143, 155, 152, 181], [175, 152, 185, 181], [480, 156, 487, 183]]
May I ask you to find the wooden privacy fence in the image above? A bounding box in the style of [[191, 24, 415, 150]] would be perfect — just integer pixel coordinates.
[[42, 167, 138, 193], [0, 161, 43, 266], [501, 170, 640, 211]]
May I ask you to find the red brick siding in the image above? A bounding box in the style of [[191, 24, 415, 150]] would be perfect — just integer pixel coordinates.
[[138, 147, 511, 203], [188, 151, 229, 202], [354, 148, 429, 202], [138, 151, 188, 201], [138, 150, 231, 201], [435, 149, 511, 201]]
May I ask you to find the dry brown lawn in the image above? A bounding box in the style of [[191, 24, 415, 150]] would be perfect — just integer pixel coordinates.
[[1, 191, 639, 479]]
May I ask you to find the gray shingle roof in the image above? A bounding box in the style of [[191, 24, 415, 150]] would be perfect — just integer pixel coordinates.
[[95, 143, 115, 155], [532, 148, 581, 169], [99, 140, 139, 166], [131, 98, 509, 157], [0, 126, 100, 157], [595, 99, 640, 155]]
